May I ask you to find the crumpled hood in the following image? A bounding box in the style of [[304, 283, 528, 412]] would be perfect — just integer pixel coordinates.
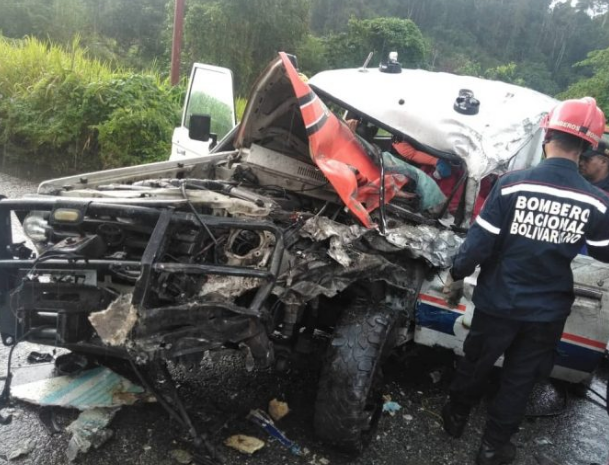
[[309, 67, 558, 180], [237, 53, 409, 228], [236, 53, 558, 227]]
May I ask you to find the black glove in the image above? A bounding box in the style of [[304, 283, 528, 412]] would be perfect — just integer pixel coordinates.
[[442, 272, 464, 307]]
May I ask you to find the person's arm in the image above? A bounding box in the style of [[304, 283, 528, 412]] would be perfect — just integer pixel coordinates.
[[345, 119, 359, 134], [392, 141, 438, 166], [451, 181, 506, 279]]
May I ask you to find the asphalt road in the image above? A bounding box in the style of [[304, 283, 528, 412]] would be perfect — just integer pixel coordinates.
[[0, 171, 608, 465]]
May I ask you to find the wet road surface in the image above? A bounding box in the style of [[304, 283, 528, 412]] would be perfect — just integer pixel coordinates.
[[0, 171, 608, 465]]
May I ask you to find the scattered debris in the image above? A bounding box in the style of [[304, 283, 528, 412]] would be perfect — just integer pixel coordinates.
[[88, 293, 138, 346], [7, 439, 35, 461], [535, 437, 554, 446], [0, 408, 12, 425], [248, 409, 302, 455], [224, 435, 265, 455], [268, 398, 290, 421], [11, 363, 55, 386], [38, 406, 63, 434], [6, 365, 151, 461], [169, 449, 193, 464], [309, 455, 330, 465], [429, 370, 442, 384], [382, 401, 402, 416], [11, 367, 146, 409], [382, 395, 402, 416], [66, 408, 118, 461], [26, 351, 54, 364], [54, 352, 89, 376], [403, 414, 413, 421]]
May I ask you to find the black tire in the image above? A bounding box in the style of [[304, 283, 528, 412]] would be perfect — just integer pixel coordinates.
[[314, 307, 398, 453]]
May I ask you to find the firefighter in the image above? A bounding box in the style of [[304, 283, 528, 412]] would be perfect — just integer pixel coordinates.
[[579, 136, 609, 193], [441, 97, 608, 465]]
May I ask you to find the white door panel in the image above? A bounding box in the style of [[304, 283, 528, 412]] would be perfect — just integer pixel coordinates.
[[170, 63, 236, 160], [170, 127, 213, 161]]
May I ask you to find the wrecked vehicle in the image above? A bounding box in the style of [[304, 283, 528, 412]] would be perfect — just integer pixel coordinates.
[[1, 52, 609, 457]]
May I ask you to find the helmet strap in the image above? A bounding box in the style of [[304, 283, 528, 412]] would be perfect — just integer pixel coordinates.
[[541, 142, 547, 160]]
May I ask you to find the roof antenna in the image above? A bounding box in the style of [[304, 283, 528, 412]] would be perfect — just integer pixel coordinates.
[[359, 52, 373, 72]]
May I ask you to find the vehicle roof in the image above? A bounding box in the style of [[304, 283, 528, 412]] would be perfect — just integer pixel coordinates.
[[309, 67, 559, 180]]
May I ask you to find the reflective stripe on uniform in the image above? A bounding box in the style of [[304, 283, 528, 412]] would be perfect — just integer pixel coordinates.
[[586, 238, 609, 247], [476, 216, 501, 234]]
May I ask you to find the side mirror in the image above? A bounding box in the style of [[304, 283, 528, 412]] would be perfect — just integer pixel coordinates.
[[189, 114, 212, 142]]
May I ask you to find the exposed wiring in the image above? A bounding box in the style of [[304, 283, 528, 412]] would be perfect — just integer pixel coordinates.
[[378, 147, 388, 235], [436, 271, 447, 287], [0, 326, 53, 425], [587, 385, 607, 403], [126, 359, 222, 464], [582, 384, 608, 413], [180, 182, 220, 265], [239, 180, 329, 194], [314, 202, 330, 218]]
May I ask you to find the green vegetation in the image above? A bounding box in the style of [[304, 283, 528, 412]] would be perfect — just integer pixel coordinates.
[[183, 0, 311, 94], [322, 17, 427, 70], [235, 98, 248, 123], [0, 0, 608, 174], [558, 47, 609, 114], [0, 36, 181, 172], [0, 0, 169, 68], [185, 92, 234, 141]]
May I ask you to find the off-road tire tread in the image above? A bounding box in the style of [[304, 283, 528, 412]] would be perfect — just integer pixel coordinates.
[[314, 308, 397, 453]]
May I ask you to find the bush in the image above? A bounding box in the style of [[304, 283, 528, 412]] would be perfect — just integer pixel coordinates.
[[0, 36, 182, 174], [84, 74, 183, 168]]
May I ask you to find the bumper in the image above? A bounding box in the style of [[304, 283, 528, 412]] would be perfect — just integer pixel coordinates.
[[0, 198, 283, 361]]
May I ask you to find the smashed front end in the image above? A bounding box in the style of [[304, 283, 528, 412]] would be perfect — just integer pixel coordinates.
[[0, 51, 575, 456], [0, 53, 461, 370], [0, 197, 283, 366]]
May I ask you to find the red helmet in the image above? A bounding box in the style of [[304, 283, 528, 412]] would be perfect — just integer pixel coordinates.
[[542, 97, 606, 148]]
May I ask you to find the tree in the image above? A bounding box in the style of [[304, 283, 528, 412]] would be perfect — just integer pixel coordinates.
[[295, 34, 330, 77], [88, 0, 170, 64], [183, 0, 310, 95], [484, 63, 525, 86], [558, 46, 609, 114], [323, 17, 427, 70], [0, 0, 171, 69]]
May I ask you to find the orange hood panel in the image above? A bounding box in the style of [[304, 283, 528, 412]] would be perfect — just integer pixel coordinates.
[[278, 52, 407, 228]]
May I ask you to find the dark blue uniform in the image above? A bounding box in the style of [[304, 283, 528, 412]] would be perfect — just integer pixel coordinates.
[[448, 157, 609, 448], [593, 173, 609, 193], [453, 157, 609, 321]]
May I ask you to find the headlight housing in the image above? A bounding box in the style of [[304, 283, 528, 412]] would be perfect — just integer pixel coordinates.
[[23, 211, 49, 243]]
